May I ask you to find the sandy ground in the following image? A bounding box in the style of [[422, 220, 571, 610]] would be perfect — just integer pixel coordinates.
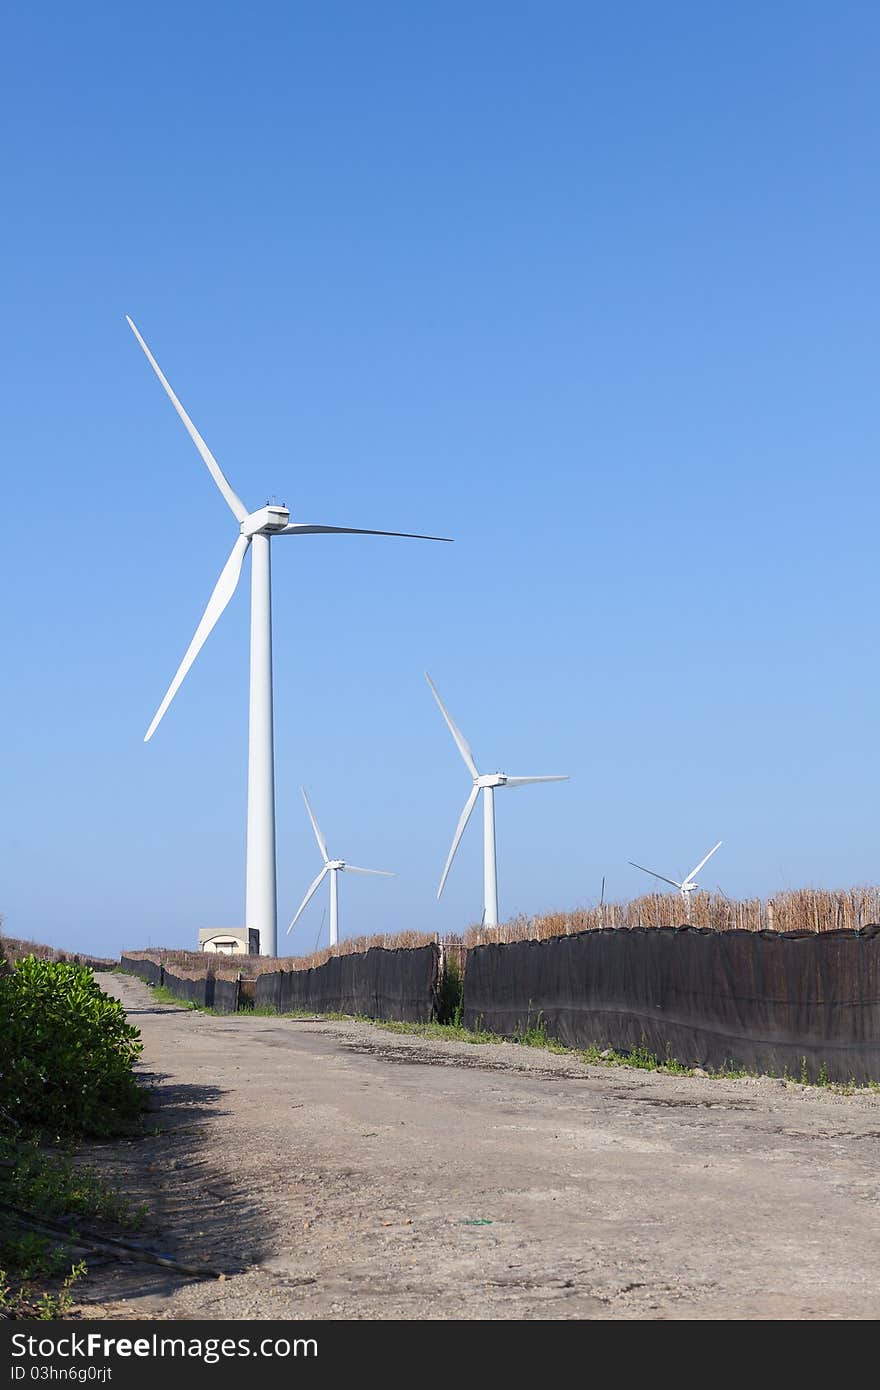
[[72, 971, 880, 1321]]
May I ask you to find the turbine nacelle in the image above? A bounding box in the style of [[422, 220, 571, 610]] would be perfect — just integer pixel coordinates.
[[241, 504, 290, 537], [628, 841, 723, 913], [129, 313, 451, 754], [476, 773, 508, 789]]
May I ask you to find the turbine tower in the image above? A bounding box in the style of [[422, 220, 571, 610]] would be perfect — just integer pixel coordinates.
[[128, 317, 449, 956], [628, 840, 723, 918], [426, 672, 568, 927], [287, 788, 394, 947]]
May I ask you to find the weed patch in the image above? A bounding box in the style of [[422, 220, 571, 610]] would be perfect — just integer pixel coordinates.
[[512, 1014, 569, 1053], [0, 1131, 144, 1320], [0, 956, 146, 1138]]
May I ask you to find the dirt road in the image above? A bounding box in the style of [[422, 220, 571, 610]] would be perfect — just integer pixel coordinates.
[[76, 972, 880, 1320]]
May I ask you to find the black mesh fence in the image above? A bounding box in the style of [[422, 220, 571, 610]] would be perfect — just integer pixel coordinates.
[[210, 975, 241, 1014], [161, 970, 237, 1012], [254, 969, 282, 1013], [160, 969, 208, 1007], [120, 954, 164, 987], [120, 956, 240, 1012], [462, 925, 880, 1084], [254, 944, 439, 1022]]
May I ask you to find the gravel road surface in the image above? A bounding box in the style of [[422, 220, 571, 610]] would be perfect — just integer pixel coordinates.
[[75, 972, 880, 1320]]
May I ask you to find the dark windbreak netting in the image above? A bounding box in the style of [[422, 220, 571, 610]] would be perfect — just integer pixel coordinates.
[[210, 975, 241, 1014], [462, 926, 880, 1084], [120, 954, 164, 987], [254, 968, 283, 1013], [254, 944, 439, 1022], [120, 956, 241, 1011], [161, 969, 238, 1011], [161, 968, 208, 1007]]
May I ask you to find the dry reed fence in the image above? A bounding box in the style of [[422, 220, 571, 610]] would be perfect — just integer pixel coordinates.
[[124, 930, 437, 978], [465, 886, 880, 947], [123, 887, 880, 982]]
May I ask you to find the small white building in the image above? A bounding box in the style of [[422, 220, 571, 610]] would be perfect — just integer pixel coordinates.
[[198, 927, 260, 956]]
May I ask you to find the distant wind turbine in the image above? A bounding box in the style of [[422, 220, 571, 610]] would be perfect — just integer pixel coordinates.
[[628, 841, 723, 917], [128, 316, 450, 956], [286, 789, 394, 947], [425, 672, 569, 927]]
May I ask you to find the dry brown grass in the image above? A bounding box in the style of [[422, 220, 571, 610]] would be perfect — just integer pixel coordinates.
[[124, 930, 437, 977], [123, 886, 880, 976], [465, 885, 880, 946], [0, 934, 117, 972]]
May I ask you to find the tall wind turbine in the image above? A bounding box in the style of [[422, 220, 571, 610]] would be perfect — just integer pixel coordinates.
[[426, 673, 568, 927], [128, 317, 449, 956], [628, 840, 722, 918], [286, 788, 394, 947]]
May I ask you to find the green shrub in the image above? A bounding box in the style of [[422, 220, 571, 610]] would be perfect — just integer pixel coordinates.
[[436, 953, 464, 1025], [0, 957, 146, 1137]]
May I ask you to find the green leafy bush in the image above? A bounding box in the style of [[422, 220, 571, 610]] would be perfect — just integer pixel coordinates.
[[0, 957, 146, 1136]]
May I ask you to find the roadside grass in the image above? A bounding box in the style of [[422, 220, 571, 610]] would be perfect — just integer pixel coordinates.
[[137, 979, 876, 1094], [0, 1260, 87, 1320], [378, 1022, 870, 1091], [148, 983, 200, 1009], [379, 1018, 502, 1045], [0, 1130, 148, 1319], [2, 1136, 145, 1228]]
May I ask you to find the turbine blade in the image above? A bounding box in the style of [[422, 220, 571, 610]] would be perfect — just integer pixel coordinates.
[[126, 316, 248, 523], [280, 523, 452, 541], [424, 672, 479, 777], [301, 787, 330, 864], [437, 785, 480, 899], [627, 861, 684, 891], [684, 840, 723, 886], [144, 534, 250, 741], [343, 865, 395, 876], [285, 865, 330, 933], [503, 775, 570, 787]]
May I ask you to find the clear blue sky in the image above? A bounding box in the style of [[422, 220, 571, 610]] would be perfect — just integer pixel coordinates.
[[2, 3, 879, 958]]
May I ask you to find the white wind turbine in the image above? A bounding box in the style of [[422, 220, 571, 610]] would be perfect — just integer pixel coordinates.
[[128, 317, 450, 956], [286, 788, 394, 947], [628, 840, 723, 918], [426, 673, 569, 927]]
